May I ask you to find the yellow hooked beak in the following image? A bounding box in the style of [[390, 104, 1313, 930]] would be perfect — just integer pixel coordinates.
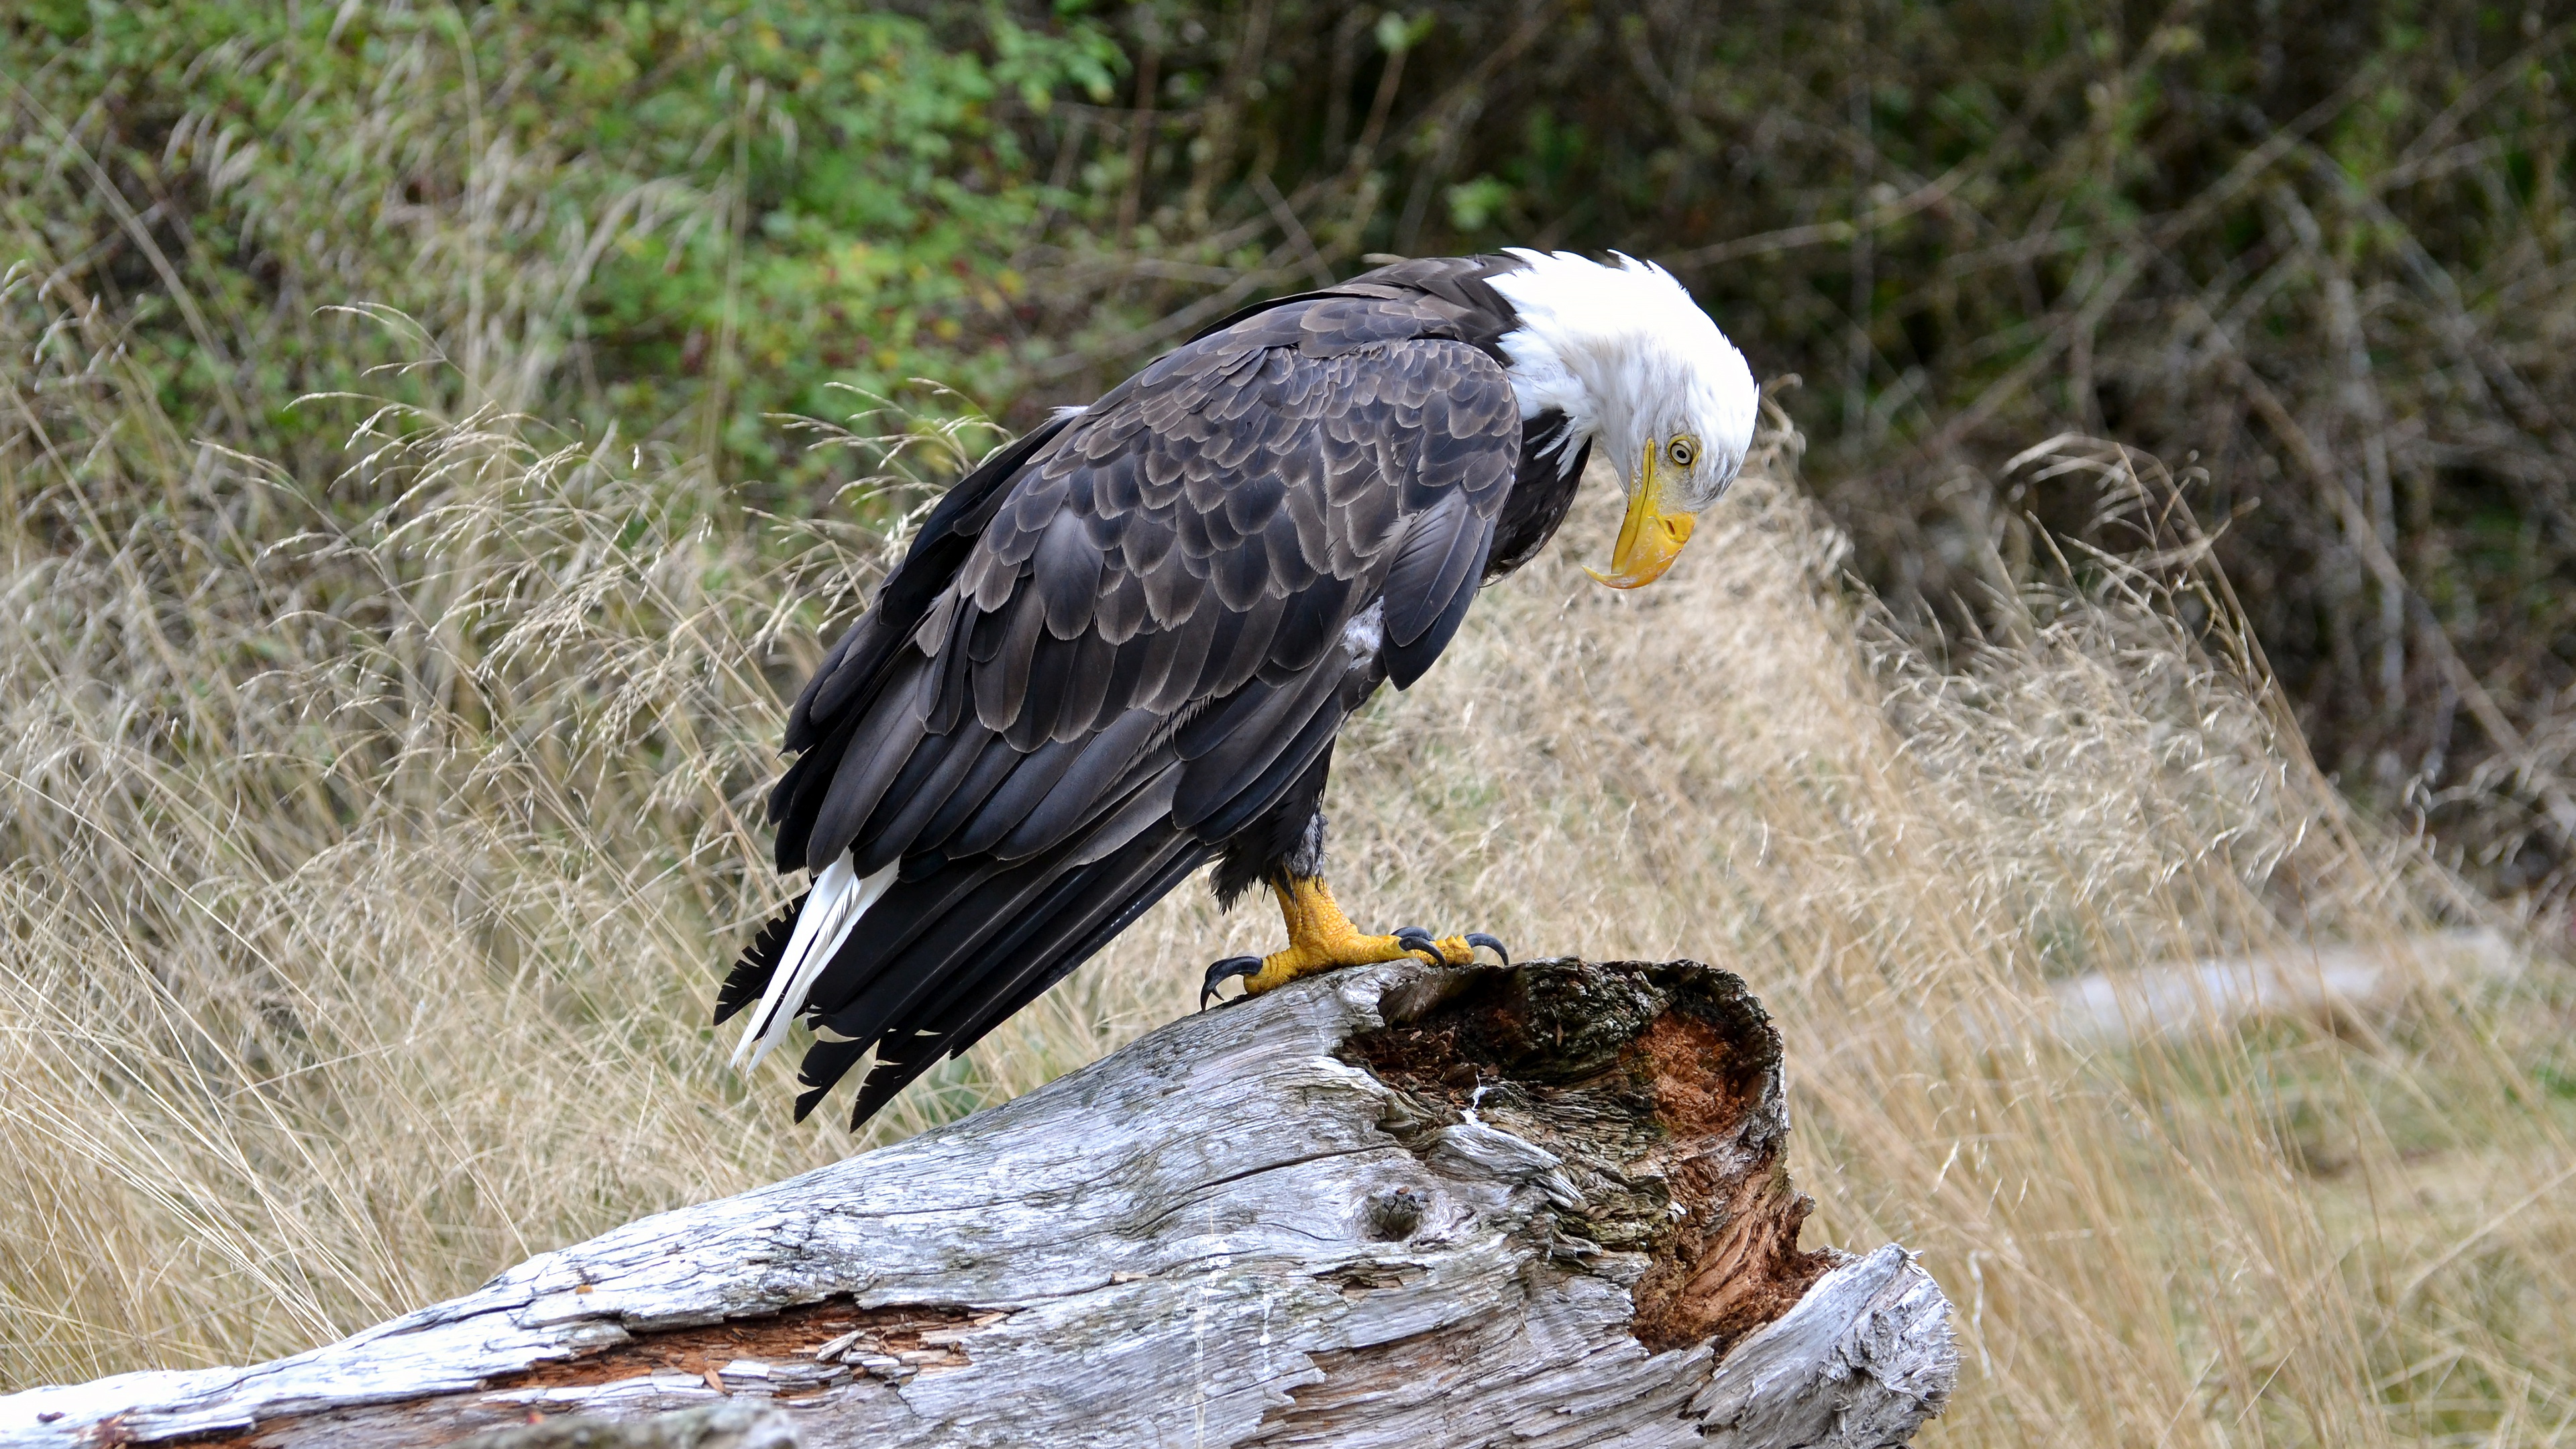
[[1585, 445, 1697, 590]]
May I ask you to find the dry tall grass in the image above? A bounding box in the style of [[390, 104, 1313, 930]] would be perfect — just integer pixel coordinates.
[[3, 275, 2573, 1442]]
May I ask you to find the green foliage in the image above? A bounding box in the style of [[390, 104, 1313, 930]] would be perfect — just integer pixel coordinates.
[[1442, 174, 1511, 232], [3, 0, 1118, 489]]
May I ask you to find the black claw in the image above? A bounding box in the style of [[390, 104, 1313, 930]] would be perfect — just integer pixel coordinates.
[[1465, 932, 1510, 966], [1390, 926, 1446, 967], [1201, 955, 1262, 1010]]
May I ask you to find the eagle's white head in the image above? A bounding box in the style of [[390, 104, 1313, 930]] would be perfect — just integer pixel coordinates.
[[1488, 249, 1758, 587]]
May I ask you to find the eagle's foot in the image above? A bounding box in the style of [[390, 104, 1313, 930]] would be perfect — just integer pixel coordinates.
[[1394, 926, 1511, 969], [1199, 877, 1508, 1008]]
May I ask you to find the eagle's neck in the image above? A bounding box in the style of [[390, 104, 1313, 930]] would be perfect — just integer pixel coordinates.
[[1485, 254, 1665, 475], [1490, 323, 1598, 478]]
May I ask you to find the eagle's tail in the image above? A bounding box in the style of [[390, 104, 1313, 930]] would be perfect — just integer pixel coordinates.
[[712, 895, 804, 1026], [718, 855, 897, 1071], [798, 824, 1210, 1128]]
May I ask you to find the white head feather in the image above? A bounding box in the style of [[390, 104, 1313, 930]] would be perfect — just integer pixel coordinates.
[[1487, 249, 1758, 512]]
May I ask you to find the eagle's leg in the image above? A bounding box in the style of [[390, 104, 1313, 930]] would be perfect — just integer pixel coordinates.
[[1202, 767, 1506, 1007], [1201, 876, 1507, 1007]]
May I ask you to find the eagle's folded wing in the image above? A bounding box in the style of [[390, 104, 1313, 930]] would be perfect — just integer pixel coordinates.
[[725, 302, 1521, 1126]]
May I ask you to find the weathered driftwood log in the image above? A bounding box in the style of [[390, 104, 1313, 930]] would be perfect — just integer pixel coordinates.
[[453, 1404, 798, 1449], [4, 959, 1953, 1448]]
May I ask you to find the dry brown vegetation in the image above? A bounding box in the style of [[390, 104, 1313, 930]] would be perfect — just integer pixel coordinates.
[[5, 248, 2573, 1439]]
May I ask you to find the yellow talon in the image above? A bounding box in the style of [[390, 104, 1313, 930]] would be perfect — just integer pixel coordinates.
[[1243, 877, 1433, 992], [1200, 877, 1505, 1008]]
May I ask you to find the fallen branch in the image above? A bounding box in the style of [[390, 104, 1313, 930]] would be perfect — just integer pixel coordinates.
[[2048, 928, 2519, 1047], [3, 959, 1954, 1448]]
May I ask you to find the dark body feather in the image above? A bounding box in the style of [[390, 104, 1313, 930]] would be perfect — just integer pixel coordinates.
[[720, 256, 1593, 1128]]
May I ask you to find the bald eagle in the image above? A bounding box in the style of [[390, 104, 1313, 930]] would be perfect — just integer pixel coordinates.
[[716, 250, 1758, 1128]]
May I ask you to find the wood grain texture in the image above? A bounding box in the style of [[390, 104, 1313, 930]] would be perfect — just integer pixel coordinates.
[[452, 1404, 800, 1449], [1, 959, 1954, 1448]]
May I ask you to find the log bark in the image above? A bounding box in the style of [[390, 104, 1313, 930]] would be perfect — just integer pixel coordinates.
[[3, 959, 1955, 1448]]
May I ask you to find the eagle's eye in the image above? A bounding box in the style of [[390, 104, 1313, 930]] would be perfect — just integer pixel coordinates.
[[1668, 436, 1698, 469]]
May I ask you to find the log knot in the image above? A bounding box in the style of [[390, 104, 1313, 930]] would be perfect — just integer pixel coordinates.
[[1340, 958, 1833, 1353]]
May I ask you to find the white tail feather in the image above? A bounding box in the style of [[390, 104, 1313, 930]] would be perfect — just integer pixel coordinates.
[[731, 855, 898, 1071]]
